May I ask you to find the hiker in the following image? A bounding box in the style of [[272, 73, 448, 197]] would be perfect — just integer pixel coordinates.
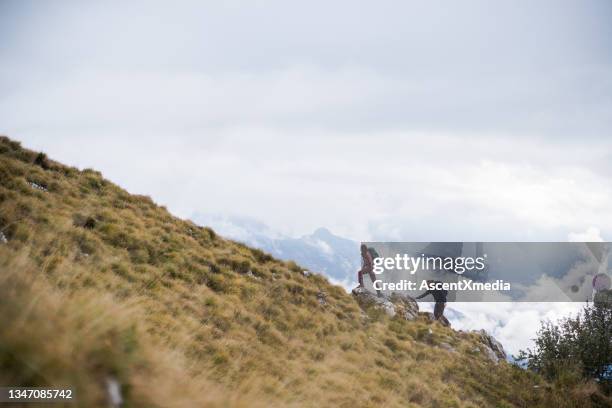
[[415, 280, 448, 320], [357, 244, 382, 297]]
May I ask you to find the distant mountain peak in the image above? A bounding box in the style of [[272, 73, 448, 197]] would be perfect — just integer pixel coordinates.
[[190, 216, 360, 282], [312, 227, 333, 239]]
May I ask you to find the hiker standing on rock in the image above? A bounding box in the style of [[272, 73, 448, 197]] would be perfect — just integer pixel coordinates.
[[357, 244, 382, 297], [416, 280, 448, 321]]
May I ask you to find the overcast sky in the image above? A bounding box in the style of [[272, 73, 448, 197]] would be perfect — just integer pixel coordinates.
[[2, 0, 612, 241], [1, 0, 611, 356]]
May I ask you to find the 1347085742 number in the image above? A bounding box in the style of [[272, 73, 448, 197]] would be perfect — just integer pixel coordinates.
[[5, 388, 73, 401]]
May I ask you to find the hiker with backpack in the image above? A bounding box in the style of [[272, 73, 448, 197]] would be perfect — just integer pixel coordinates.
[[358, 244, 382, 297], [415, 280, 448, 321]]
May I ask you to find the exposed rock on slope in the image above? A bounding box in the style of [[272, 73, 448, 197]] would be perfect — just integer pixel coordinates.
[[352, 287, 419, 320], [352, 288, 511, 365], [474, 329, 507, 363]]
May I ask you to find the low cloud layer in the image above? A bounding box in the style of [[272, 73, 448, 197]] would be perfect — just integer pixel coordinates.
[[439, 302, 584, 356]]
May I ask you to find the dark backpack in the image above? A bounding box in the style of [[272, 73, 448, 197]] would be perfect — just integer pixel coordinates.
[[367, 247, 380, 261]]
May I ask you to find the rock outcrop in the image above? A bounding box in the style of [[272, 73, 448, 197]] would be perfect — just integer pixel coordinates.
[[474, 329, 506, 363], [351, 287, 419, 321], [351, 290, 508, 364], [351, 288, 458, 328]]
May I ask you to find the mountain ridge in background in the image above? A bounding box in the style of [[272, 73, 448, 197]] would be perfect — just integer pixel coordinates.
[[193, 214, 360, 285]]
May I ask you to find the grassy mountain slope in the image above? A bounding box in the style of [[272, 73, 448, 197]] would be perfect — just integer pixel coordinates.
[[0, 136, 599, 407]]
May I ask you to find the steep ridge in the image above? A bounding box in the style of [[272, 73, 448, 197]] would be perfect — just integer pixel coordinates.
[[0, 136, 587, 407]]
